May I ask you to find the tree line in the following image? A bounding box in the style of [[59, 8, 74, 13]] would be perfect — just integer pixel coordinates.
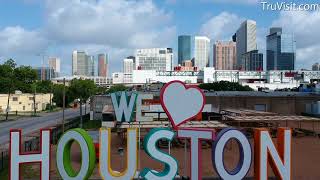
[[0, 59, 101, 108]]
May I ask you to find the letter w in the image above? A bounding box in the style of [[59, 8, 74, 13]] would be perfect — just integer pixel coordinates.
[[111, 92, 137, 122]]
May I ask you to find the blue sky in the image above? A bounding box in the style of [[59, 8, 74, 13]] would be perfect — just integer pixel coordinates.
[[0, 0, 320, 75]]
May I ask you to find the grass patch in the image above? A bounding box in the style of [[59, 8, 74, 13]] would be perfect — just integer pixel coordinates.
[[83, 120, 102, 129]]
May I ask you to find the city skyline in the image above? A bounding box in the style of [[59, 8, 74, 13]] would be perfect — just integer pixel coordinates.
[[0, 0, 320, 74]]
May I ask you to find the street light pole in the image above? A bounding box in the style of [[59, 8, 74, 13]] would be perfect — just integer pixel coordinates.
[[62, 78, 66, 133]]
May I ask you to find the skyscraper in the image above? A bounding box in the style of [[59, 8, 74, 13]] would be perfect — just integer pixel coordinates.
[[312, 63, 320, 71], [87, 55, 95, 76], [72, 51, 95, 76], [266, 27, 296, 70], [194, 36, 210, 70], [241, 50, 263, 71], [235, 20, 257, 69], [123, 57, 135, 74], [135, 48, 173, 71], [178, 35, 193, 65], [48, 57, 61, 73], [98, 54, 108, 77], [34, 67, 55, 80], [213, 41, 236, 70]]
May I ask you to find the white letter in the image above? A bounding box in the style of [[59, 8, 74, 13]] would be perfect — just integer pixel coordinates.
[[56, 128, 96, 180], [99, 128, 137, 179], [10, 129, 51, 180], [254, 128, 291, 180], [177, 128, 215, 180], [140, 128, 178, 180], [213, 128, 252, 180], [111, 92, 137, 122]]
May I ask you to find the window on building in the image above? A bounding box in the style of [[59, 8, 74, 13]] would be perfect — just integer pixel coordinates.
[[12, 97, 18, 101], [255, 104, 267, 112], [29, 97, 34, 100]]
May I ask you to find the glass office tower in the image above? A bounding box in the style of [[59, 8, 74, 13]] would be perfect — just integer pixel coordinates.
[[178, 35, 193, 65], [266, 27, 296, 70]]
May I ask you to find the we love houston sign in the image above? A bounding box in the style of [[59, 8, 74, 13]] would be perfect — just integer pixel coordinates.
[[9, 80, 292, 180]]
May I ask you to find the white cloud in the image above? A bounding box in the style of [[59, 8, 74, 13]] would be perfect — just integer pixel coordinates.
[[199, 12, 244, 41], [0, 0, 176, 74], [0, 26, 48, 55], [201, 0, 258, 5], [45, 0, 175, 49], [272, 11, 320, 69]]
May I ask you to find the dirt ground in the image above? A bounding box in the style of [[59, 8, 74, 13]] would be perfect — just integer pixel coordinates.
[[33, 132, 320, 180]]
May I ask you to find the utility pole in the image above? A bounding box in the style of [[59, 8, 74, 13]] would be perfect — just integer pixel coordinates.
[[80, 99, 83, 128], [50, 83, 53, 112], [33, 84, 37, 116], [62, 78, 65, 133], [5, 78, 12, 121]]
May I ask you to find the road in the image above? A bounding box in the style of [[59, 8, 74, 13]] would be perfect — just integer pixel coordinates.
[[0, 107, 87, 145]]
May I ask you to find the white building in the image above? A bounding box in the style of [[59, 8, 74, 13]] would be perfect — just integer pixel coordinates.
[[132, 70, 200, 84], [52, 76, 112, 87], [112, 72, 124, 84], [123, 58, 135, 74], [72, 51, 95, 76], [129, 67, 320, 91], [135, 48, 173, 71], [236, 20, 257, 68], [194, 36, 210, 70], [48, 57, 61, 73]]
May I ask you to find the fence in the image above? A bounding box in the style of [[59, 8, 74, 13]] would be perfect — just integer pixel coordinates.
[[0, 114, 89, 173]]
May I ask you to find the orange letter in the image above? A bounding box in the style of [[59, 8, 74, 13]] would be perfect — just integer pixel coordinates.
[[254, 128, 291, 180]]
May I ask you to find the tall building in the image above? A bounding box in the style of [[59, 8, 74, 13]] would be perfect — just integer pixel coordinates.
[[178, 35, 193, 65], [72, 51, 87, 76], [34, 67, 55, 80], [48, 57, 61, 73], [213, 41, 236, 70], [235, 20, 257, 69], [135, 48, 173, 71], [87, 55, 95, 76], [72, 51, 95, 76], [194, 36, 210, 70], [98, 54, 108, 77], [266, 27, 296, 70], [241, 50, 263, 71], [123, 57, 135, 74], [312, 63, 320, 71]]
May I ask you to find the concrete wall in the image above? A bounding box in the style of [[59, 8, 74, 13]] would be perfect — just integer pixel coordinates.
[[0, 93, 52, 112], [206, 95, 320, 115]]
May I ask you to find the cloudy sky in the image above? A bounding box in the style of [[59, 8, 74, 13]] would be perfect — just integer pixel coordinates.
[[0, 0, 319, 75]]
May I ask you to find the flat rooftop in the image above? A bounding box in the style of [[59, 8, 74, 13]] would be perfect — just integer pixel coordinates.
[[93, 91, 320, 97]]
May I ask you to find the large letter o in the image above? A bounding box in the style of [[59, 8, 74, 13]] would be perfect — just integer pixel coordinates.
[[56, 128, 96, 180], [212, 128, 252, 180]]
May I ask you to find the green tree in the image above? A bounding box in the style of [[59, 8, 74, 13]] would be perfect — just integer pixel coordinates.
[[36, 80, 53, 93], [68, 79, 97, 102], [106, 84, 128, 94], [67, 79, 97, 127], [4, 59, 17, 69], [13, 66, 38, 93], [0, 59, 16, 93], [52, 84, 70, 107]]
